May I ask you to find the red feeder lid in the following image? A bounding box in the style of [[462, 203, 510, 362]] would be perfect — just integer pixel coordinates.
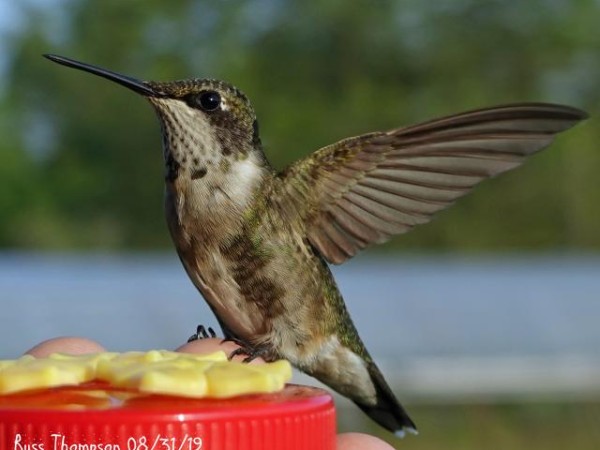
[[0, 383, 335, 450]]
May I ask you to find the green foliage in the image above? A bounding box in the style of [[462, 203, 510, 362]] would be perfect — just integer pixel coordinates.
[[338, 401, 600, 450], [1, 0, 599, 250]]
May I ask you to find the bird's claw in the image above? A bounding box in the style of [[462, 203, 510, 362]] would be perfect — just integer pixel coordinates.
[[187, 324, 217, 343], [223, 339, 271, 363]]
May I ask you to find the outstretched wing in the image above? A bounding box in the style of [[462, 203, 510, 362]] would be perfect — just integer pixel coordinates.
[[278, 103, 587, 264]]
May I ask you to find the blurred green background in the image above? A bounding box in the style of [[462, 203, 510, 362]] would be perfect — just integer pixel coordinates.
[[1, 1, 599, 448], [1, 0, 598, 252]]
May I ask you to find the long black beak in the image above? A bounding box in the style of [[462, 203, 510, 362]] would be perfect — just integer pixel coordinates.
[[44, 54, 161, 97]]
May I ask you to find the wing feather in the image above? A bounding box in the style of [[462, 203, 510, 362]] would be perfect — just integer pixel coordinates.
[[329, 201, 382, 244], [277, 103, 586, 264], [359, 176, 458, 203]]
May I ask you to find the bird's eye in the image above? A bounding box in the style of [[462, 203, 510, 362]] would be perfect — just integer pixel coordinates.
[[196, 91, 221, 111]]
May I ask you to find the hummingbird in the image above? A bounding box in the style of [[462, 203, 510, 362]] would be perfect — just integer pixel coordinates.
[[44, 54, 587, 437]]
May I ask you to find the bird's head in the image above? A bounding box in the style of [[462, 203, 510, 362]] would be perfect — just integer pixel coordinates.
[[44, 54, 265, 183]]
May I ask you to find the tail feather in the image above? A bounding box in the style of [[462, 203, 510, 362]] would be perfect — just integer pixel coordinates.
[[295, 330, 417, 437], [355, 361, 418, 437]]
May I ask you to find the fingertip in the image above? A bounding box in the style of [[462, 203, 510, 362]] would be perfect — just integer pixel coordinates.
[[25, 336, 106, 357], [175, 338, 225, 354], [336, 433, 395, 450]]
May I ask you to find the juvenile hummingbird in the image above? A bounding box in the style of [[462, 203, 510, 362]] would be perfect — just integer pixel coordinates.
[[44, 54, 587, 437]]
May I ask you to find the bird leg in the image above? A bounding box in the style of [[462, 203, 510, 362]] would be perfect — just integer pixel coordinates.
[[222, 337, 272, 363]]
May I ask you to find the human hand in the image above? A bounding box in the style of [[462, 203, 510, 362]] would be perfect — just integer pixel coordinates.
[[25, 337, 395, 450]]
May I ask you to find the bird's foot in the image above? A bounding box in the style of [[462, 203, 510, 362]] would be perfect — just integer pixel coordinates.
[[222, 338, 271, 363], [187, 324, 217, 343]]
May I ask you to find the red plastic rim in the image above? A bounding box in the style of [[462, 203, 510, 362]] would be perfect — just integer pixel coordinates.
[[0, 384, 336, 450]]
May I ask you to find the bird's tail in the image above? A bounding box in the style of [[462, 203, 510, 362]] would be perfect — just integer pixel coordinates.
[[355, 360, 418, 438]]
